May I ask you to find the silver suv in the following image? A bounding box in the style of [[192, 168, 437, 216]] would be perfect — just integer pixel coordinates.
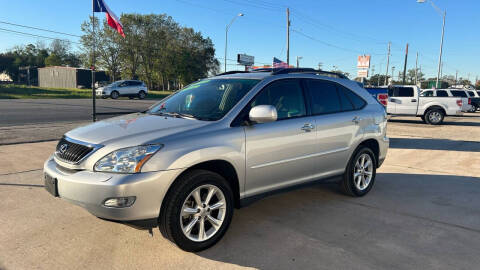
[[44, 68, 389, 251], [96, 80, 148, 99]]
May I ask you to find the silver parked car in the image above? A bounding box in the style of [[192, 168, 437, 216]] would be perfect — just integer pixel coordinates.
[[96, 80, 148, 99], [44, 68, 389, 251]]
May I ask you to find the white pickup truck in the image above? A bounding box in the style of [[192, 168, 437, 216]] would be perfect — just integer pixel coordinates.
[[386, 85, 469, 125]]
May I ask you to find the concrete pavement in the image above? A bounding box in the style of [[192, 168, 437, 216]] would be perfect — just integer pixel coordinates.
[[0, 117, 480, 269]]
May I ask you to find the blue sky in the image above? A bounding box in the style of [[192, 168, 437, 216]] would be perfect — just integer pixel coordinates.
[[1, 0, 479, 80]]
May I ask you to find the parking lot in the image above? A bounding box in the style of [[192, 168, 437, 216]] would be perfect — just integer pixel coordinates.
[[1, 114, 479, 270]]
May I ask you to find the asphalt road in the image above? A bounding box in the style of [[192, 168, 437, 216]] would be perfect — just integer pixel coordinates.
[[0, 99, 159, 126], [0, 114, 479, 269]]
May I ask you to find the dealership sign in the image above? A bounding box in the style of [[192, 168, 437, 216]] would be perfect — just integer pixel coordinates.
[[357, 69, 369, 78], [237, 54, 254, 66], [357, 55, 371, 69]]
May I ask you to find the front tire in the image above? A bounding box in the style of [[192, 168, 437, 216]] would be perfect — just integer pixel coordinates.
[[110, 91, 120, 99], [425, 109, 444, 125], [138, 90, 146, 99], [341, 146, 377, 197], [159, 170, 234, 252]]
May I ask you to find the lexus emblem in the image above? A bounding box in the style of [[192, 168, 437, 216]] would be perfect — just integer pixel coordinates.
[[59, 144, 69, 154]]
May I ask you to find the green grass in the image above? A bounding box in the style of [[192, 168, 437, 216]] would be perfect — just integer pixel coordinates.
[[0, 84, 171, 99]]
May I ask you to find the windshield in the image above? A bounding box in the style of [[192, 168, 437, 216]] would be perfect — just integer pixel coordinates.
[[149, 78, 260, 121]]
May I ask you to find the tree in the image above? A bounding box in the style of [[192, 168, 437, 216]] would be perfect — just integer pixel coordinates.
[[368, 74, 389, 86], [80, 13, 219, 89], [406, 68, 424, 84], [44, 54, 62, 66]]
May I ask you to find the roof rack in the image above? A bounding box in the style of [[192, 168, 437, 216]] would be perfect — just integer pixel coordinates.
[[216, 70, 251, 76], [271, 68, 348, 79], [216, 68, 349, 79]]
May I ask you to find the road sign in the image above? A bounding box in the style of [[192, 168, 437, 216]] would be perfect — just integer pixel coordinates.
[[357, 55, 371, 69], [237, 54, 254, 66], [357, 69, 368, 78]]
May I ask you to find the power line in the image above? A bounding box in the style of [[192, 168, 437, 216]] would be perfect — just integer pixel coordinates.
[[291, 28, 385, 56], [0, 27, 81, 45], [0, 20, 81, 38]]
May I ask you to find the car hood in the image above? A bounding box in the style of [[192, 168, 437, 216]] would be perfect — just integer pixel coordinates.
[[66, 113, 210, 145]]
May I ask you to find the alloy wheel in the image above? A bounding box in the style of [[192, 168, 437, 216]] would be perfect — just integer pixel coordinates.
[[353, 153, 373, 191], [428, 111, 441, 123], [180, 184, 226, 242]]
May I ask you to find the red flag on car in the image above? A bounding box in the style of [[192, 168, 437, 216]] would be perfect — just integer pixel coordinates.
[[93, 0, 125, 37]]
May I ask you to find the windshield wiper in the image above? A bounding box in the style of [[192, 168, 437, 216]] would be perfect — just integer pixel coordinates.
[[150, 111, 196, 119]]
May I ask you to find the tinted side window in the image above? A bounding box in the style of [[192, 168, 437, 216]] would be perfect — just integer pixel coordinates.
[[251, 79, 306, 120], [436, 90, 448, 97], [339, 86, 366, 109], [337, 86, 354, 111], [468, 91, 475, 97], [396, 87, 414, 97], [305, 80, 341, 115], [421, 91, 433, 97], [451, 90, 467, 97]]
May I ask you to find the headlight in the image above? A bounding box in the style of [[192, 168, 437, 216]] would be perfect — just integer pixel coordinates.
[[94, 145, 162, 173]]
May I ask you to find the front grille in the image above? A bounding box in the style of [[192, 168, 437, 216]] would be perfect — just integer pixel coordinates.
[[55, 137, 93, 163]]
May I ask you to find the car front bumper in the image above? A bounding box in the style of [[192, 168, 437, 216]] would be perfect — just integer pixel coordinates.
[[43, 156, 181, 221]]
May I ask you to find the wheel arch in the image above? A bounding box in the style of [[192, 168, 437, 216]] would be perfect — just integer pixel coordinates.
[[357, 138, 380, 168], [161, 159, 241, 214], [425, 105, 446, 115]]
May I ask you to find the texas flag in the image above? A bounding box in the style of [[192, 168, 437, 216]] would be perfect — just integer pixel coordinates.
[[93, 0, 125, 37]]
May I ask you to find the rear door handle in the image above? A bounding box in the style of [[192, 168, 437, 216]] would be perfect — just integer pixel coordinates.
[[352, 116, 362, 124], [301, 123, 315, 131]]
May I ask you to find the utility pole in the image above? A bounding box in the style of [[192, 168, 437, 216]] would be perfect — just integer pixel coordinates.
[[384, 42, 391, 85], [318, 62, 323, 70], [378, 62, 383, 86], [402, 43, 408, 85], [91, 8, 96, 122], [436, 10, 446, 88], [415, 52, 419, 85], [455, 70, 458, 85], [371, 65, 375, 86], [392, 66, 396, 83], [296, 56, 302, 68], [286, 8, 290, 66]]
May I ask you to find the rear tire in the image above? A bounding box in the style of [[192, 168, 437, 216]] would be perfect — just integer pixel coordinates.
[[341, 146, 377, 197], [110, 91, 119, 99], [425, 109, 444, 125], [159, 169, 234, 252]]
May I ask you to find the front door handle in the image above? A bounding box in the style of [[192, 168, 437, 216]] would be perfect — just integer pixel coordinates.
[[301, 123, 315, 132], [411, 99, 417, 102], [352, 116, 362, 124]]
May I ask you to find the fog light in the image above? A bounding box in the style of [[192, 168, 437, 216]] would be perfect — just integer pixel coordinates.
[[103, 196, 136, 208]]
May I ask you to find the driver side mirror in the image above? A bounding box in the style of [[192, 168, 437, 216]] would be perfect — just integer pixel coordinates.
[[249, 105, 278, 124]]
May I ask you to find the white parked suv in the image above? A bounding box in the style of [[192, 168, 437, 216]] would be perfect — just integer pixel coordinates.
[[421, 89, 475, 113], [96, 80, 148, 99]]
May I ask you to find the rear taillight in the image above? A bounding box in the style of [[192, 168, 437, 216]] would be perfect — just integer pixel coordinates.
[[456, 99, 463, 107], [377, 93, 388, 106], [468, 98, 471, 105]]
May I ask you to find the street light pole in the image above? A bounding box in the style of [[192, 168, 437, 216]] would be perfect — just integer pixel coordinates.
[[224, 13, 244, 73], [437, 11, 445, 88], [417, 0, 445, 88]]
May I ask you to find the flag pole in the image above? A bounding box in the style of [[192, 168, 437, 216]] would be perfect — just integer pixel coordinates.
[[91, 1, 96, 122]]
